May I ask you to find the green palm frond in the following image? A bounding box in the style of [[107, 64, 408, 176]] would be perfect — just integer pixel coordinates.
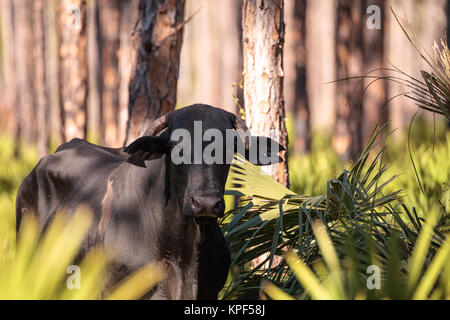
[[0, 208, 164, 300], [221, 126, 401, 299], [264, 214, 450, 300]]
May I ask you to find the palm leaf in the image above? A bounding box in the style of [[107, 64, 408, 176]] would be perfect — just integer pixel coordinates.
[[221, 127, 401, 299]]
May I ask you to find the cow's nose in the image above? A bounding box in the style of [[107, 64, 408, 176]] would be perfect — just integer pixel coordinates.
[[191, 196, 224, 217]]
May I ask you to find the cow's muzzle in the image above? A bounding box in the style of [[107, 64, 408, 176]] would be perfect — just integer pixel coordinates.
[[188, 195, 225, 218]]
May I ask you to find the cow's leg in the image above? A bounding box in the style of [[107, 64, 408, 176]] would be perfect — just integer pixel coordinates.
[[197, 224, 231, 300], [149, 259, 197, 300]]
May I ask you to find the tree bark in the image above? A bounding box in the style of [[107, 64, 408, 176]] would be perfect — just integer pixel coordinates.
[[87, 0, 102, 143], [292, 0, 311, 154], [363, 0, 388, 144], [45, 0, 63, 146], [13, 0, 35, 145], [204, 0, 242, 113], [333, 0, 364, 162], [219, 0, 242, 114], [58, 0, 88, 142], [305, 0, 336, 132], [118, 0, 140, 146], [0, 0, 16, 137], [177, 0, 242, 114], [386, 0, 415, 139], [125, 0, 185, 145], [447, 0, 450, 47], [33, 0, 50, 157], [242, 0, 289, 187], [98, 0, 122, 147]]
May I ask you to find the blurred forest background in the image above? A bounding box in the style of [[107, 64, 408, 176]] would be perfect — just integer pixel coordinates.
[[0, 0, 450, 300], [0, 0, 447, 160], [0, 0, 449, 215]]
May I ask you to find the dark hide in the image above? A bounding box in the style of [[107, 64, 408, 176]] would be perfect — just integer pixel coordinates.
[[15, 104, 283, 300]]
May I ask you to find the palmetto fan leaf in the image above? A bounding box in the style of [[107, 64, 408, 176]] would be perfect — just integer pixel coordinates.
[[221, 126, 401, 299], [0, 208, 165, 300], [264, 216, 450, 300]]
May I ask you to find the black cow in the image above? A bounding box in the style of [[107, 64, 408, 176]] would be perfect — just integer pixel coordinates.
[[15, 104, 283, 299]]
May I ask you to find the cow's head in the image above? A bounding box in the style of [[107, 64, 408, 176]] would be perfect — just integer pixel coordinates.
[[124, 104, 284, 221]]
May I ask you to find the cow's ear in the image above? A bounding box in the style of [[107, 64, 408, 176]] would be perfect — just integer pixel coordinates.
[[124, 136, 169, 168], [238, 136, 285, 166]]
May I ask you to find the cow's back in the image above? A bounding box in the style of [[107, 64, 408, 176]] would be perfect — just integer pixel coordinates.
[[16, 138, 125, 233]]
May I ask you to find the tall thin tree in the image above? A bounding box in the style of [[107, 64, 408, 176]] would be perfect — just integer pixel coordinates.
[[87, 0, 102, 143], [98, 0, 122, 147], [333, 0, 364, 162], [363, 0, 388, 144], [13, 0, 35, 146], [46, 0, 63, 146], [177, 0, 242, 114], [33, 0, 50, 157], [292, 0, 310, 155], [242, 0, 289, 186], [118, 0, 139, 146], [125, 0, 185, 145], [58, 0, 88, 142], [0, 0, 16, 137]]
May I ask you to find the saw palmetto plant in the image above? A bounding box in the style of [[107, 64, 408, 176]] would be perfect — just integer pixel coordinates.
[[385, 132, 450, 223], [221, 122, 450, 299], [0, 208, 164, 300], [221, 126, 411, 299], [264, 214, 450, 300], [227, 9, 448, 300]]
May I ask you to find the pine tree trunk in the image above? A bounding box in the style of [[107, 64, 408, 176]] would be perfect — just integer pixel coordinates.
[[13, 0, 35, 145], [386, 0, 415, 139], [0, 0, 16, 137], [58, 0, 88, 142], [177, 1, 241, 115], [98, 0, 122, 147], [125, 0, 185, 145], [292, 0, 310, 154], [333, 0, 364, 162], [447, 0, 450, 46], [33, 0, 50, 157], [242, 0, 289, 187], [219, 0, 242, 114], [118, 0, 139, 146], [87, 0, 102, 143], [363, 0, 388, 144], [305, 0, 336, 132], [46, 0, 63, 146]]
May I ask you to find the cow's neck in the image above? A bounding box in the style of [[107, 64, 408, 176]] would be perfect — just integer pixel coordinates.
[[116, 156, 220, 299], [126, 156, 202, 256]]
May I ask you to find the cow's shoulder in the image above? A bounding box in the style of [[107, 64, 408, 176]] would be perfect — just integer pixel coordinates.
[[55, 138, 129, 161], [32, 139, 125, 185], [56, 138, 127, 158]]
